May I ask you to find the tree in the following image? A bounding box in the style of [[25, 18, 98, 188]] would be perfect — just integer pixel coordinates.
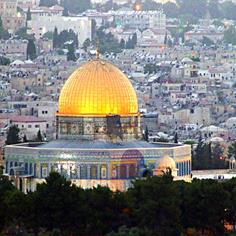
[[0, 175, 15, 231], [211, 142, 227, 169], [23, 134, 28, 143], [56, 29, 78, 48], [43, 31, 53, 40], [142, 0, 160, 10], [4, 190, 27, 230], [95, 28, 121, 54], [193, 139, 227, 170], [119, 39, 125, 49], [164, 32, 168, 45], [27, 39, 37, 60], [85, 186, 128, 235], [6, 125, 20, 145], [131, 33, 137, 47], [221, 1, 236, 20], [67, 43, 76, 61], [125, 34, 137, 49], [224, 26, 236, 45], [144, 63, 160, 74], [0, 56, 10, 65], [53, 27, 59, 48], [0, 17, 10, 40], [182, 179, 228, 235], [25, 172, 80, 233], [174, 132, 178, 143], [208, 0, 221, 19], [61, 0, 91, 14], [192, 140, 211, 170], [62, 6, 69, 16], [26, 7, 31, 21], [91, 19, 97, 40], [229, 142, 236, 158], [144, 126, 149, 142], [82, 38, 91, 52], [39, 0, 57, 7], [167, 38, 173, 47], [36, 130, 43, 142], [15, 27, 29, 40], [201, 36, 214, 46], [163, 2, 179, 18], [127, 174, 182, 235], [223, 178, 236, 231], [177, 0, 207, 19]]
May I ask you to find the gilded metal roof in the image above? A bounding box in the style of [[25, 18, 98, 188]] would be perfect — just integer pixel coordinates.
[[58, 59, 138, 117]]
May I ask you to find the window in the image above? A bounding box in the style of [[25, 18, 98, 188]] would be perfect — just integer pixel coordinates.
[[129, 165, 136, 178], [120, 165, 127, 179], [42, 168, 48, 178], [28, 125, 32, 128], [90, 165, 97, 179], [101, 165, 107, 179], [112, 165, 118, 179], [35, 125, 39, 128], [80, 165, 87, 179]]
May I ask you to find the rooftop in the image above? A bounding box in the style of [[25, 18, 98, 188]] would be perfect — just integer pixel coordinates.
[[38, 140, 182, 150]]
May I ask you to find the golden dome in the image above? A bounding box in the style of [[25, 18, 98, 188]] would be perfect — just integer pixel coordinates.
[[58, 59, 138, 117]]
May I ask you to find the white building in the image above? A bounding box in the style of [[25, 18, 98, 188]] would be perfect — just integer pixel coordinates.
[[24, 5, 64, 19], [185, 28, 224, 44], [29, 16, 92, 46], [113, 10, 166, 30], [10, 115, 47, 140]]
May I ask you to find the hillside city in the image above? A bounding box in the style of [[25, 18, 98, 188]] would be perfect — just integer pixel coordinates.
[[1, 0, 236, 169], [2, 0, 236, 235]]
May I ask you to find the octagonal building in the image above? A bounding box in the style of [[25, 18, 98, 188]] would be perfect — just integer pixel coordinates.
[[4, 59, 191, 192]]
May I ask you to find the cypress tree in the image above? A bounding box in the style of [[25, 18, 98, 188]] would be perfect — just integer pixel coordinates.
[[26, 7, 31, 21], [26, 39, 36, 60], [67, 43, 76, 61], [6, 125, 20, 145], [53, 27, 58, 48], [36, 130, 43, 142]]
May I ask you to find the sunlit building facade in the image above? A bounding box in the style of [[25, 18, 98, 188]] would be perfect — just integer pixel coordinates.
[[4, 58, 191, 192]]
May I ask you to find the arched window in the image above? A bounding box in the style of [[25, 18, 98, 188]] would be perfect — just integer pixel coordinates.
[[120, 165, 127, 179], [100, 165, 107, 179], [80, 165, 87, 179], [90, 165, 98, 179], [128, 165, 136, 178]]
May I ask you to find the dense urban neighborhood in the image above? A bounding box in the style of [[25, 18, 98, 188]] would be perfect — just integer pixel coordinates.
[[2, 0, 236, 235]]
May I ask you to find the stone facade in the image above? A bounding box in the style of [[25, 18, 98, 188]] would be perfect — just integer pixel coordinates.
[[4, 143, 191, 192]]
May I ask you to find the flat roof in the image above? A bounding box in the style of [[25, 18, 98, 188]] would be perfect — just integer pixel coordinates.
[[36, 140, 182, 150]]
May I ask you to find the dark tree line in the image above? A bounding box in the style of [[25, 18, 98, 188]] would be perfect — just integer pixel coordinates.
[[53, 28, 78, 49], [6, 125, 44, 144], [0, 56, 10, 65], [143, 0, 236, 22], [192, 139, 227, 170], [39, 0, 91, 14], [0, 17, 10, 40], [38, 0, 236, 22], [1, 172, 236, 236]]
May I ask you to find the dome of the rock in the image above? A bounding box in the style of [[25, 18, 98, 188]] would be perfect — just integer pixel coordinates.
[[58, 59, 138, 117]]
